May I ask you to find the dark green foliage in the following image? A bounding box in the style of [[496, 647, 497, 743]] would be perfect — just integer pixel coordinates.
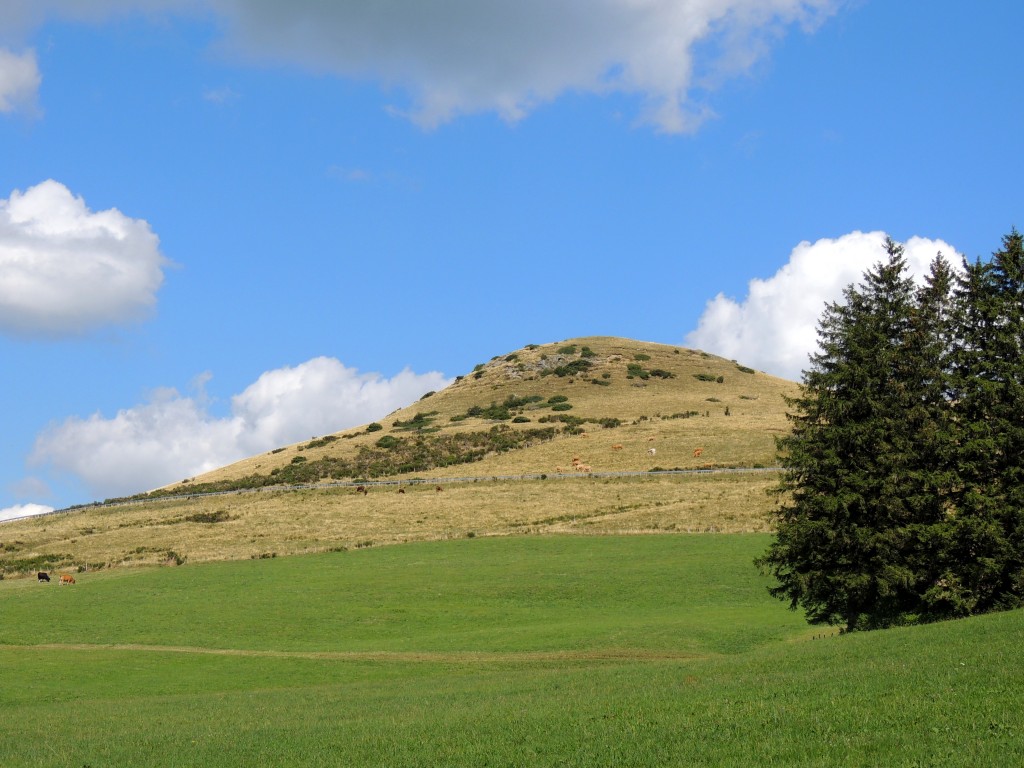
[[760, 233, 1024, 631], [580, 346, 596, 358], [290, 456, 307, 464], [393, 411, 439, 431], [550, 403, 573, 411], [557, 345, 577, 354], [943, 229, 1024, 615], [184, 510, 233, 524], [634, 353, 651, 361], [591, 378, 611, 386], [547, 395, 568, 404], [626, 363, 650, 380], [550, 359, 592, 377], [366, 423, 383, 433], [419, 390, 436, 400], [165, 550, 186, 566], [305, 435, 338, 449], [144, 427, 562, 494], [693, 373, 717, 382], [649, 369, 675, 379], [737, 365, 756, 374], [512, 416, 530, 423]]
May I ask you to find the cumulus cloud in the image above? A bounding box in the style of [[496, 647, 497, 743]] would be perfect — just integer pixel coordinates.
[[0, 0, 838, 132], [30, 356, 452, 500], [0, 180, 169, 337], [0, 502, 54, 522], [685, 231, 961, 381]]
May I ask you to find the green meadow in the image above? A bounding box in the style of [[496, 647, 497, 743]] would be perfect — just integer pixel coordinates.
[[2, 535, 1022, 766]]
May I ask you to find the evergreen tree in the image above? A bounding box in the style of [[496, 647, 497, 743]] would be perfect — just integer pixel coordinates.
[[942, 229, 1024, 614], [757, 240, 951, 631]]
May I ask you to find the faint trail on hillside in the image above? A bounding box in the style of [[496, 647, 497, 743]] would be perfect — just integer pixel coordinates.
[[5, 643, 709, 664]]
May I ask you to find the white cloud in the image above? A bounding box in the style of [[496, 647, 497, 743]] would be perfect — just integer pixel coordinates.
[[0, 502, 54, 522], [0, 180, 169, 337], [211, 0, 838, 132], [0, 47, 40, 114], [30, 357, 452, 500], [685, 231, 961, 381], [0, 0, 839, 132]]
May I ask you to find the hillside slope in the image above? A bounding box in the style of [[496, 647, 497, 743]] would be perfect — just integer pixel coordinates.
[[167, 336, 797, 492], [0, 337, 800, 572]]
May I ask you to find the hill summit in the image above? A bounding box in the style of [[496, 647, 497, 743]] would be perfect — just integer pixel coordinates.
[[168, 336, 797, 493]]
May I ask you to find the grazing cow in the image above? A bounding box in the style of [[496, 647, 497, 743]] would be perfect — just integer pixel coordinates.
[[572, 456, 581, 464], [59, 574, 75, 586], [648, 437, 656, 442], [436, 485, 444, 492], [577, 464, 592, 473], [555, 466, 564, 473], [612, 444, 623, 451], [693, 447, 704, 458], [397, 488, 405, 494], [647, 447, 657, 456], [37, 571, 50, 583], [355, 485, 368, 495]]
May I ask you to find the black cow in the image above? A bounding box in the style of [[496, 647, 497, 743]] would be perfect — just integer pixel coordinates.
[[37, 572, 50, 583]]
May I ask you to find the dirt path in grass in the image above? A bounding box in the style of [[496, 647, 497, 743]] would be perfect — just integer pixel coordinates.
[[5, 642, 708, 663]]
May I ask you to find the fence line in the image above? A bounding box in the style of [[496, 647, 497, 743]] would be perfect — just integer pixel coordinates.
[[3, 467, 783, 524]]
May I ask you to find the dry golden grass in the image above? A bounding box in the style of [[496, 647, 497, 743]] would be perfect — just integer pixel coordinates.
[[0, 337, 798, 575], [0, 472, 782, 570]]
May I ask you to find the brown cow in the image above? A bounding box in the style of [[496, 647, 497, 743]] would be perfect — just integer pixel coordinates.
[[693, 447, 704, 458], [397, 488, 406, 494], [611, 444, 623, 451], [355, 485, 368, 495], [59, 574, 75, 586], [435, 485, 444, 492]]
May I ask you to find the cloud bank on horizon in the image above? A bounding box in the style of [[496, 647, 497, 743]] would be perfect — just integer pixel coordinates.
[[686, 231, 961, 381], [0, 0, 838, 132], [25, 357, 451, 504]]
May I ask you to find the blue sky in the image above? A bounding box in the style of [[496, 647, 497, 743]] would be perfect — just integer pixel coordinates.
[[2, 1, 1022, 518]]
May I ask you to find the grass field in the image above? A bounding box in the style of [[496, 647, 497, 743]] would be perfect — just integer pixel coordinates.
[[2, 534, 1021, 767]]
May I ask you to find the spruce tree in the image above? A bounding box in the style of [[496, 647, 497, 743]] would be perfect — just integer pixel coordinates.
[[942, 229, 1024, 614], [757, 240, 949, 631]]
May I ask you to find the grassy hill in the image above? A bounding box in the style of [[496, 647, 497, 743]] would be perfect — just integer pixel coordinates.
[[0, 337, 799, 574], [2, 535, 1021, 766]]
